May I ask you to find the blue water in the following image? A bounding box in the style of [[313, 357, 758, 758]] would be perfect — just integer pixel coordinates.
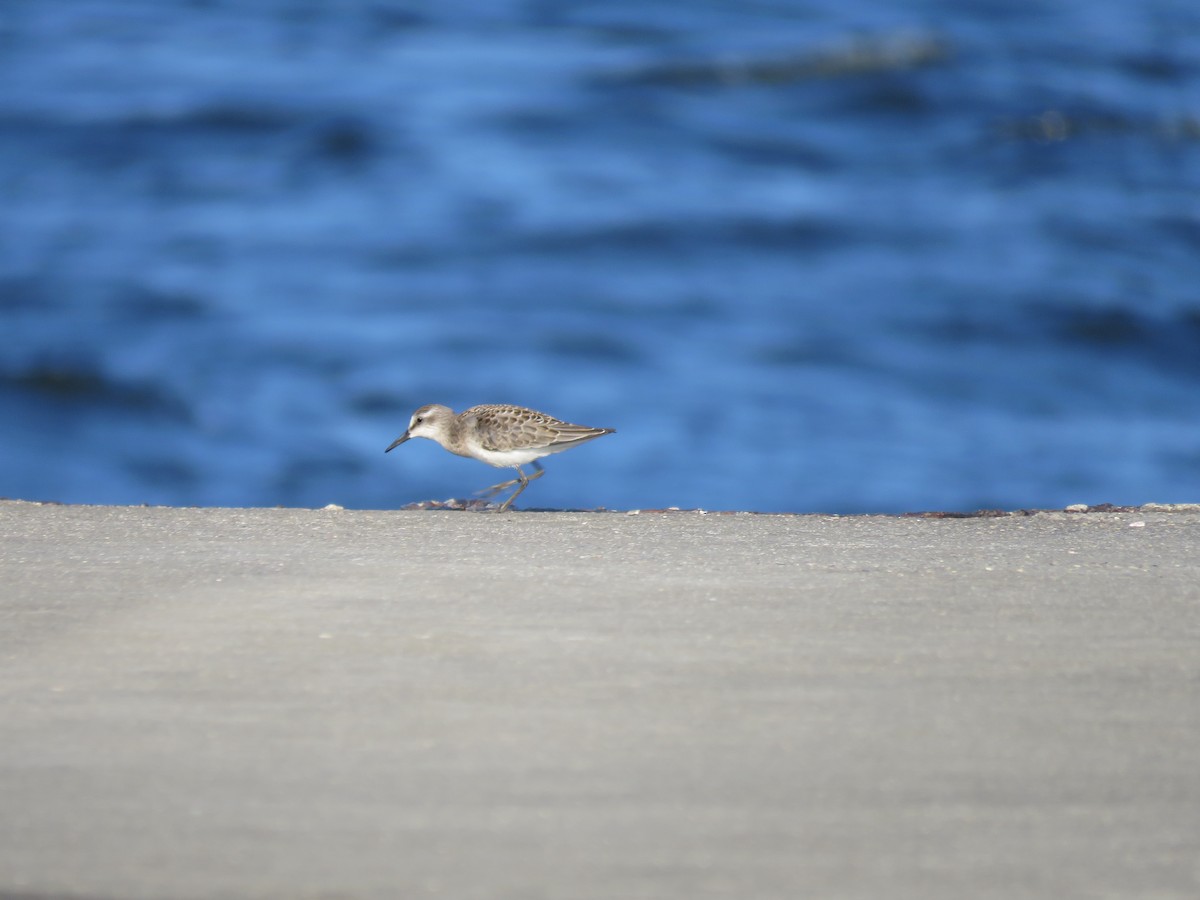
[[2, 1, 1199, 513]]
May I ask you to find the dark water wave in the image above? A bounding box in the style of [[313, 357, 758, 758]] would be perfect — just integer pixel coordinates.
[[597, 31, 953, 87]]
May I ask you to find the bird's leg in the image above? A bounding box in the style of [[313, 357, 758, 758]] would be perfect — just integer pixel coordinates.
[[477, 461, 544, 499], [477, 474, 520, 499], [496, 462, 544, 512]]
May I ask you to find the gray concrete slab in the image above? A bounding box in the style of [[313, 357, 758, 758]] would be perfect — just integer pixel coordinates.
[[1, 500, 1198, 899]]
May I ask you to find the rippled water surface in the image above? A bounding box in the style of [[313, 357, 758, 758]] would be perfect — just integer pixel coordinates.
[[2, 1, 1199, 512]]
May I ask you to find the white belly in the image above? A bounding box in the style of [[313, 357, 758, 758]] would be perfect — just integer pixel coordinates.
[[469, 445, 552, 468]]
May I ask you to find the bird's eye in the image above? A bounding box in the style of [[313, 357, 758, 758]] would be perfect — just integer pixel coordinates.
[[414, 416, 423, 424]]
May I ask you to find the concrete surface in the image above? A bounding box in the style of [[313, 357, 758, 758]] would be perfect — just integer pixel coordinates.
[[1, 500, 1198, 899]]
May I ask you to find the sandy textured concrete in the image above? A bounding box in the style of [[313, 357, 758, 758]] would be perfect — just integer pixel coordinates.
[[1, 500, 1198, 899]]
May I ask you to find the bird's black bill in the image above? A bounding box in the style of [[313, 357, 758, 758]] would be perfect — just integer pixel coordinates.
[[385, 433, 410, 453]]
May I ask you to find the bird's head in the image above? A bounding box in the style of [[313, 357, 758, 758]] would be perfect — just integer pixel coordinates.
[[385, 404, 454, 452]]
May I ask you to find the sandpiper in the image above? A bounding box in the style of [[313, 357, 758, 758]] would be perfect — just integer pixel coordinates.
[[386, 404, 615, 511]]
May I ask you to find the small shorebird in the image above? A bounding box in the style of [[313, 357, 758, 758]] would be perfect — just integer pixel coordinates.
[[386, 404, 615, 511]]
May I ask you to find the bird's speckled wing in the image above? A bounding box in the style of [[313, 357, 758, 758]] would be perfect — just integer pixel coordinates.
[[464, 405, 614, 452]]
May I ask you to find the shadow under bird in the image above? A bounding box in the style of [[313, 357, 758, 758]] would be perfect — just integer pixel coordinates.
[[385, 404, 616, 511]]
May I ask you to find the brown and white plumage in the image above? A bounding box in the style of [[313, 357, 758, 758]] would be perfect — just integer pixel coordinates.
[[385, 404, 615, 510]]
